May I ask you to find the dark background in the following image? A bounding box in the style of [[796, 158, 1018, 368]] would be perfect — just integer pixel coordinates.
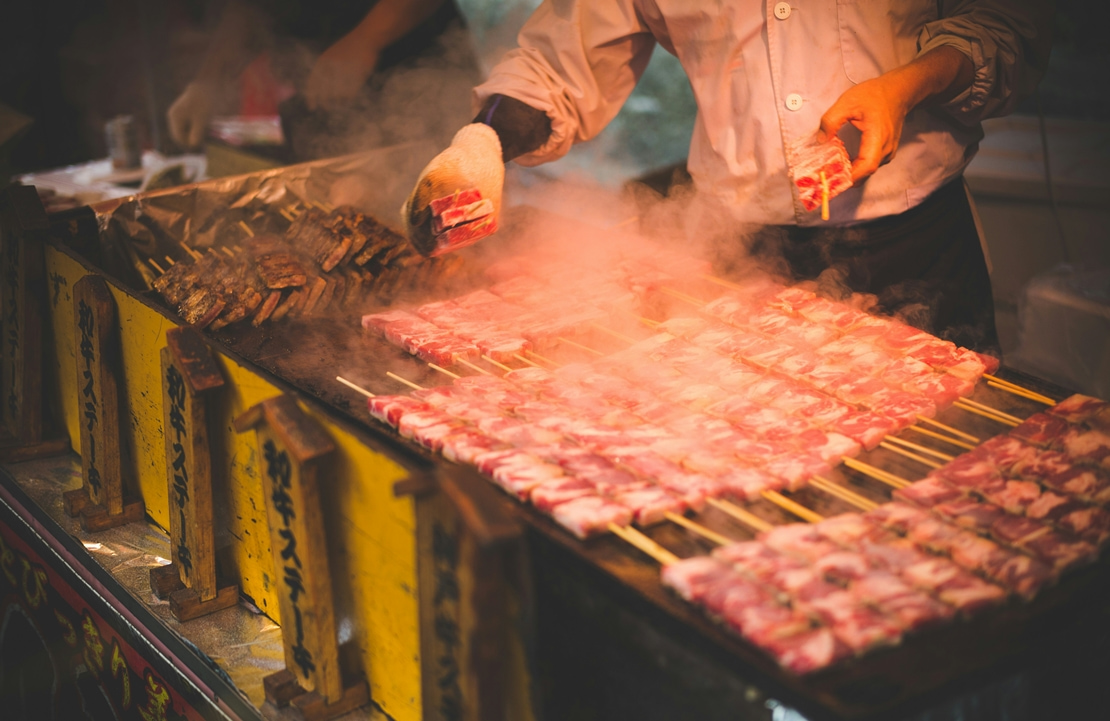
[[1, 0, 1108, 176]]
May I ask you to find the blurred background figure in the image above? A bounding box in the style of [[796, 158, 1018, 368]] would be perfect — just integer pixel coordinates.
[[167, 0, 481, 161]]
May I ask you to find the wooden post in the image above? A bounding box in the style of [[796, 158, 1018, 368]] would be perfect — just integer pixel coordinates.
[[0, 185, 69, 461], [402, 465, 532, 721], [61, 275, 144, 531], [233, 394, 369, 721], [148, 327, 239, 620]]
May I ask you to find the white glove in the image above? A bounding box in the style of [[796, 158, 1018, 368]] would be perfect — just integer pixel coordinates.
[[402, 123, 504, 256], [167, 81, 217, 149]]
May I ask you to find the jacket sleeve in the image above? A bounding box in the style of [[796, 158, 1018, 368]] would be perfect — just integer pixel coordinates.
[[918, 0, 1054, 125], [472, 0, 657, 166]]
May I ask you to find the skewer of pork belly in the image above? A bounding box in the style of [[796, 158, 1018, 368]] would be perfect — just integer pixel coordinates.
[[902, 433, 1110, 550], [812, 510, 1021, 612], [866, 502, 1058, 600], [352, 221, 408, 268], [807, 515, 1005, 615], [208, 251, 266, 329], [377, 374, 695, 532], [506, 336, 865, 501], [242, 234, 309, 289], [153, 250, 223, 306], [661, 555, 847, 675], [417, 366, 834, 527], [703, 282, 996, 389]]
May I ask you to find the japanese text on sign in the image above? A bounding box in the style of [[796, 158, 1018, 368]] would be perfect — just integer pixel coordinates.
[[263, 439, 315, 678], [165, 364, 192, 577], [432, 521, 462, 721], [78, 299, 101, 496]]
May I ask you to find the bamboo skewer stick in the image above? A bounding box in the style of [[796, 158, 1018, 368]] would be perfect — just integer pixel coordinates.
[[987, 380, 1055, 406], [164, 255, 176, 266], [915, 415, 980, 443], [906, 425, 976, 451], [427, 363, 461, 379], [761, 490, 824, 523], [664, 512, 735, 546], [279, 207, 296, 222], [513, 353, 543, 368], [819, 170, 830, 221], [699, 274, 745, 292], [481, 355, 514, 373], [659, 286, 706, 308], [590, 323, 637, 344], [336, 376, 375, 397], [884, 436, 955, 462], [456, 357, 495, 376], [878, 441, 942, 469], [557, 336, 605, 357], [638, 316, 661, 329], [238, 220, 255, 238], [706, 498, 774, 534], [810, 477, 878, 511], [952, 400, 1020, 427], [842, 457, 912, 489], [148, 258, 165, 275], [180, 240, 202, 260], [983, 374, 1056, 405], [523, 349, 561, 367], [957, 397, 1023, 425], [220, 247, 237, 258], [385, 371, 424, 391], [607, 523, 680, 566]]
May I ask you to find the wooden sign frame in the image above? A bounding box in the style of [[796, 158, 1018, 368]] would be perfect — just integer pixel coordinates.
[[61, 274, 144, 531], [400, 465, 532, 721], [234, 394, 369, 721], [148, 326, 239, 620], [0, 185, 69, 461]]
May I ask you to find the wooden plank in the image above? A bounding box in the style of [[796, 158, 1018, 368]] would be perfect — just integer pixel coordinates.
[[65, 274, 143, 531], [237, 394, 368, 718], [416, 493, 471, 721], [154, 327, 237, 619], [415, 484, 530, 721], [0, 185, 68, 460]]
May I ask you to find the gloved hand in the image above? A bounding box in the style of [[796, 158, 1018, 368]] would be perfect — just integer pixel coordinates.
[[402, 123, 504, 256], [167, 81, 217, 150]]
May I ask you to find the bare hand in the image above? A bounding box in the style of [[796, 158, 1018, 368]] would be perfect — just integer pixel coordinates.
[[167, 81, 217, 149], [304, 32, 380, 111], [819, 74, 912, 183]]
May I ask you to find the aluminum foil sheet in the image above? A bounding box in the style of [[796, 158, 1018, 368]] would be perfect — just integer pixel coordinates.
[[88, 142, 438, 293], [4, 454, 386, 720]]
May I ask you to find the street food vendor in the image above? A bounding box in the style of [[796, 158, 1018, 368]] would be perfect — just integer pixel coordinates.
[[404, 1, 1053, 355]]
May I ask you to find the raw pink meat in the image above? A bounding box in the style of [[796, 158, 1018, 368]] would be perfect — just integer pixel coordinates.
[[551, 495, 633, 539]]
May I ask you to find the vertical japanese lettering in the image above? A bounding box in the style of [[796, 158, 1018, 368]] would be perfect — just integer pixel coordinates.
[[78, 299, 101, 495], [264, 439, 315, 678], [165, 364, 192, 577], [432, 521, 462, 721]]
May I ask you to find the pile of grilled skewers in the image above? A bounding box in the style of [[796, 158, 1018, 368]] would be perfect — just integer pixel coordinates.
[[150, 204, 468, 330]]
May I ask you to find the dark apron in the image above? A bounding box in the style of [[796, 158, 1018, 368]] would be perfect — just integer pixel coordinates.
[[748, 179, 1000, 356]]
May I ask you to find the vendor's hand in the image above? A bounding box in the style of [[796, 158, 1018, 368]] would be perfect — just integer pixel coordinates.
[[819, 74, 912, 183], [167, 80, 217, 149], [304, 32, 380, 111], [402, 124, 504, 256]]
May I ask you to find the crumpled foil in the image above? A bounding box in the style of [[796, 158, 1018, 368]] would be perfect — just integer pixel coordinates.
[[88, 141, 438, 292]]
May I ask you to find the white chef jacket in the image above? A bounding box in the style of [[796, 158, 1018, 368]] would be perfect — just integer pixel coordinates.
[[474, 1, 1050, 226]]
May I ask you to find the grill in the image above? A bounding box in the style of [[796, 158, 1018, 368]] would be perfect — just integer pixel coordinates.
[[35, 151, 1110, 721]]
